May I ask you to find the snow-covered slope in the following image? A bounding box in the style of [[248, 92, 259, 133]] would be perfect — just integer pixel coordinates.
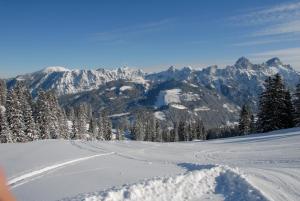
[[0, 128, 300, 201]]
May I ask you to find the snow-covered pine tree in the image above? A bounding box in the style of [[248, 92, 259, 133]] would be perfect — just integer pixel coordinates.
[[195, 118, 205, 140], [131, 111, 145, 141], [96, 116, 104, 140], [6, 89, 26, 142], [0, 105, 11, 143], [0, 79, 7, 106], [76, 105, 87, 139], [47, 91, 63, 139], [36, 90, 51, 139], [102, 113, 112, 140], [162, 128, 171, 142], [238, 104, 252, 135], [154, 119, 162, 142], [88, 117, 97, 140], [172, 121, 179, 142], [71, 117, 79, 139], [178, 120, 185, 141], [250, 114, 256, 133], [21, 86, 38, 141]]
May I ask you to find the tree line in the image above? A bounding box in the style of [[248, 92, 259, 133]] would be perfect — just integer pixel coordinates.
[[238, 73, 300, 135], [131, 110, 206, 142], [0, 80, 114, 143]]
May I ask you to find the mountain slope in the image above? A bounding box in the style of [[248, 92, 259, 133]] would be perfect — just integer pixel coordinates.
[[6, 57, 300, 128], [8, 67, 146, 96]]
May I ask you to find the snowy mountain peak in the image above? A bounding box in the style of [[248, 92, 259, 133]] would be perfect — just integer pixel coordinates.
[[42, 66, 71, 73], [182, 66, 193, 72], [167, 66, 176, 72], [266, 57, 283, 67], [235, 57, 252, 68]]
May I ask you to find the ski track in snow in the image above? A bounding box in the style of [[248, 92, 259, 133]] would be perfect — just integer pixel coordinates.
[[8, 152, 115, 189], [3, 128, 300, 201], [59, 165, 268, 201]]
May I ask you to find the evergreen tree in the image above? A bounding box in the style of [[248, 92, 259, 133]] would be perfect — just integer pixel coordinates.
[[0, 79, 7, 106], [257, 74, 295, 132], [195, 119, 206, 140], [71, 117, 79, 139], [154, 119, 162, 142], [178, 121, 185, 141], [294, 81, 300, 125], [0, 106, 11, 143], [36, 90, 51, 139], [88, 118, 97, 140], [282, 90, 295, 128], [6, 89, 26, 142], [238, 104, 252, 135], [96, 116, 104, 140], [102, 112, 112, 140], [22, 87, 38, 141], [250, 114, 256, 133]]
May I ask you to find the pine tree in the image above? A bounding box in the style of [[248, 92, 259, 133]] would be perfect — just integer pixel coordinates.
[[6, 89, 26, 142], [0, 106, 11, 143], [0, 79, 7, 107], [154, 119, 162, 142], [71, 117, 79, 139], [76, 104, 88, 139], [132, 113, 145, 141], [178, 121, 185, 141], [282, 90, 295, 128], [294, 81, 300, 125], [88, 118, 97, 140], [58, 109, 69, 139], [195, 119, 206, 140], [257, 74, 295, 132], [250, 114, 256, 133], [36, 90, 51, 139], [22, 87, 38, 141], [257, 77, 274, 132], [96, 116, 104, 140], [101, 112, 112, 140], [238, 104, 252, 135]]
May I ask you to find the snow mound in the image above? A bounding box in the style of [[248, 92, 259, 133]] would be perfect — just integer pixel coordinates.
[[194, 106, 210, 112], [155, 89, 181, 107], [170, 104, 187, 110], [154, 111, 166, 121], [181, 92, 200, 102], [42, 66, 71, 73], [60, 165, 267, 201], [119, 86, 133, 91], [222, 104, 237, 113], [108, 113, 130, 118]]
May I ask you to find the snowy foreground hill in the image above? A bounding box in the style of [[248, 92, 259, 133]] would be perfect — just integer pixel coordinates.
[[0, 128, 300, 201]]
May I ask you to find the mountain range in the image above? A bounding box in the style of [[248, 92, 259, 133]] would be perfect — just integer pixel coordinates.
[[7, 57, 300, 128]]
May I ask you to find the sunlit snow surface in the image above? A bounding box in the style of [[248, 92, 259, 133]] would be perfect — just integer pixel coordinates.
[[0, 128, 300, 201]]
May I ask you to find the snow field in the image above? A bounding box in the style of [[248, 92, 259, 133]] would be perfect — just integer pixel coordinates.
[[1, 128, 300, 201], [61, 165, 267, 201]]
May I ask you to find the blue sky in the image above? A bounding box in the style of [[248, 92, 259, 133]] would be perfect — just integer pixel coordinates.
[[0, 0, 300, 77]]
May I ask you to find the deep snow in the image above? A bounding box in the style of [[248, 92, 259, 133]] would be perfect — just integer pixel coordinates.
[[0, 128, 300, 201]]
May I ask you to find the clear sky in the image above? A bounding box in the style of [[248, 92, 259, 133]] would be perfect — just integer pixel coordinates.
[[0, 0, 300, 77]]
